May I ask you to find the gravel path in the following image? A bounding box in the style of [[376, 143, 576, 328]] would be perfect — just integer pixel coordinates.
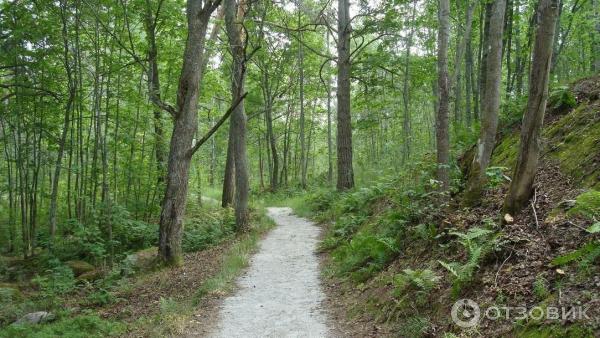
[[206, 207, 331, 338]]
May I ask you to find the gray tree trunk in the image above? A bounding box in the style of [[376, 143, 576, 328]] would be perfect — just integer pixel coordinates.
[[436, 0, 451, 191], [158, 0, 220, 266], [224, 0, 249, 230], [504, 0, 559, 214], [49, 1, 76, 250], [464, 0, 506, 204]]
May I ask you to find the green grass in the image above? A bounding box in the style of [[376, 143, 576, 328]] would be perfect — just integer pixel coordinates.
[[0, 314, 124, 338], [128, 209, 276, 336]]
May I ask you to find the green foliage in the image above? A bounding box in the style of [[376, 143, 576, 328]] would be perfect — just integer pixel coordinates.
[[182, 208, 236, 252], [397, 316, 432, 337], [0, 314, 125, 338], [567, 190, 600, 220], [533, 276, 550, 301], [438, 228, 498, 297], [548, 86, 577, 111], [485, 166, 510, 188], [31, 260, 75, 297], [551, 241, 600, 271], [332, 233, 397, 281], [84, 289, 116, 306], [53, 204, 158, 264], [393, 268, 440, 304]]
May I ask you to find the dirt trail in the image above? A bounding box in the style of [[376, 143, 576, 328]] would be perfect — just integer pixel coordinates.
[[205, 207, 331, 338]]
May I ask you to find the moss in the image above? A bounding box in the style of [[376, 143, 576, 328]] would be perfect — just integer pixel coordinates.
[[515, 323, 594, 338], [491, 132, 519, 168], [65, 260, 95, 277], [567, 190, 600, 220], [543, 104, 600, 187]]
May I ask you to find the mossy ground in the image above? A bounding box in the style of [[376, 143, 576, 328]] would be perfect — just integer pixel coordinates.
[[311, 75, 600, 337]]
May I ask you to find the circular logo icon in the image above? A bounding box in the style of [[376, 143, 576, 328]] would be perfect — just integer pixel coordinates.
[[451, 299, 480, 328]]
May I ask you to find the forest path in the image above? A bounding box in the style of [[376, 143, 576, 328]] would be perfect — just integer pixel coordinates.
[[204, 207, 331, 338]]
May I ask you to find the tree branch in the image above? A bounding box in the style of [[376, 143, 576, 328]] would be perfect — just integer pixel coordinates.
[[188, 92, 247, 157]]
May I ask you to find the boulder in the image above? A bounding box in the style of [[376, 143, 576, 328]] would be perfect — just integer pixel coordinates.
[[66, 260, 95, 277], [76, 269, 103, 282], [15, 311, 55, 325]]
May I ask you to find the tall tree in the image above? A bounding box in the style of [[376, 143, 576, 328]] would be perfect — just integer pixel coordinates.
[[503, 0, 559, 214], [157, 0, 221, 265], [464, 0, 506, 204], [224, 0, 250, 229], [336, 0, 354, 191], [436, 0, 451, 191], [49, 0, 77, 250]]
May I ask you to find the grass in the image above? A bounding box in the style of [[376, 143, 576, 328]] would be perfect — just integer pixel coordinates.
[[0, 314, 124, 338], [194, 213, 275, 300], [127, 208, 276, 337]]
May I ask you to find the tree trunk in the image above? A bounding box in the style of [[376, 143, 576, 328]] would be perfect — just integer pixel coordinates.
[[436, 0, 451, 191], [326, 33, 333, 185], [336, 0, 354, 191], [224, 0, 249, 230], [593, 0, 600, 72], [464, 0, 506, 204], [503, 0, 559, 214], [158, 0, 220, 266], [402, 0, 418, 163], [49, 1, 76, 250]]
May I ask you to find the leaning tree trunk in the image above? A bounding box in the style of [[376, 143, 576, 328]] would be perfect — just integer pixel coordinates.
[[336, 0, 354, 191], [503, 0, 559, 214], [464, 0, 506, 204], [436, 0, 451, 191], [158, 0, 220, 266], [224, 0, 249, 230]]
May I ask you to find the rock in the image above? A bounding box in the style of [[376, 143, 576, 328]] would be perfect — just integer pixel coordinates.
[[66, 260, 95, 276], [76, 269, 103, 281], [15, 311, 55, 325]]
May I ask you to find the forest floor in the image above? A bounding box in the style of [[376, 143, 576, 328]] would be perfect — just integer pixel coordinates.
[[186, 207, 336, 338]]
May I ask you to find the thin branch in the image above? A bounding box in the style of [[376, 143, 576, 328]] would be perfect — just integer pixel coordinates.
[[188, 92, 247, 157]]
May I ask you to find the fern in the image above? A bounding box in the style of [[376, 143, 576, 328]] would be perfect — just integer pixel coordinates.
[[439, 227, 498, 297]]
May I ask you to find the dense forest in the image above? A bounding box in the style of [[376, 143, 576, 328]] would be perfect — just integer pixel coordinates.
[[1, 0, 599, 336]]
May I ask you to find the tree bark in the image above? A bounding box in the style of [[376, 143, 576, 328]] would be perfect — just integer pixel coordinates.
[[464, 0, 506, 204], [49, 0, 76, 250], [336, 0, 354, 191], [158, 0, 220, 266], [503, 0, 559, 214], [436, 0, 451, 191], [224, 0, 249, 230]]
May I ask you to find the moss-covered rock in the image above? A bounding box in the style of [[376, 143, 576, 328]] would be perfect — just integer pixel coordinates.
[[76, 270, 103, 282], [66, 260, 95, 277], [491, 132, 519, 169]]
